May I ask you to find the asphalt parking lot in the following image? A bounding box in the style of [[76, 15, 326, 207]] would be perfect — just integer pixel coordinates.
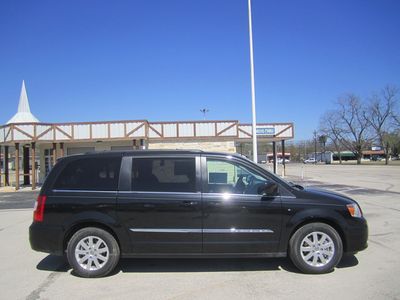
[[0, 163, 399, 300]]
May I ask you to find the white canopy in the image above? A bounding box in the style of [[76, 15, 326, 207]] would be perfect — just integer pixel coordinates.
[[7, 80, 39, 124]]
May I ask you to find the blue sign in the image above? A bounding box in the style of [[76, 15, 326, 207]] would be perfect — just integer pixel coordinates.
[[256, 127, 275, 136]]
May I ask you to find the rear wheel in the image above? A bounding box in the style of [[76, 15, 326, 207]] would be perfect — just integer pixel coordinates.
[[289, 223, 343, 274], [66, 227, 120, 278]]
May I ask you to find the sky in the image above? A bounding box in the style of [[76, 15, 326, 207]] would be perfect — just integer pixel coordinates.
[[0, 0, 399, 140]]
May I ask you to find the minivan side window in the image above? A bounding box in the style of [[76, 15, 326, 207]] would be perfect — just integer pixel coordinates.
[[53, 157, 121, 191], [132, 157, 196, 193], [206, 158, 270, 195]]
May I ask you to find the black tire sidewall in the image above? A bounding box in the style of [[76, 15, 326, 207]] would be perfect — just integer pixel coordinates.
[[289, 223, 343, 274], [66, 227, 120, 278]]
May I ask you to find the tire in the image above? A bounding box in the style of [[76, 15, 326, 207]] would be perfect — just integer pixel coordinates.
[[289, 222, 343, 274], [66, 227, 120, 278]]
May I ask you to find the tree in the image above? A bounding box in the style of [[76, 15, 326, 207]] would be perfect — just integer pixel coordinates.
[[383, 132, 400, 158], [320, 111, 344, 163], [335, 94, 372, 164], [367, 85, 398, 164]]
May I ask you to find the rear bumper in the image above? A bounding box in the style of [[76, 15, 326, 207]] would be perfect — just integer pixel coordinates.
[[29, 222, 64, 256], [345, 217, 368, 253]]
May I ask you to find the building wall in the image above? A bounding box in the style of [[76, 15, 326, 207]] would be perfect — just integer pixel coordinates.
[[148, 140, 236, 153]]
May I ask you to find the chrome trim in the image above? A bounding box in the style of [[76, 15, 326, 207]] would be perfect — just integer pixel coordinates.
[[52, 189, 117, 193], [203, 192, 278, 198], [129, 228, 274, 234], [118, 191, 201, 195], [205, 228, 274, 233], [129, 228, 202, 233]]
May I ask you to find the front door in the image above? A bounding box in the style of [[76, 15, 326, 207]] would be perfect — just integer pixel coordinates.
[[202, 156, 282, 254], [117, 155, 202, 254]]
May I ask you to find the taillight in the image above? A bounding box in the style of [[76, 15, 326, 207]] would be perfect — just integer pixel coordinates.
[[33, 195, 47, 222]]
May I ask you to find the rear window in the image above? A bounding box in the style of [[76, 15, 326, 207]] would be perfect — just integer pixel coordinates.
[[53, 157, 121, 191], [132, 157, 196, 192]]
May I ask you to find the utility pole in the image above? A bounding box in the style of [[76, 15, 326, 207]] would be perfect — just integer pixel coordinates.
[[248, 0, 258, 163], [313, 130, 317, 164]]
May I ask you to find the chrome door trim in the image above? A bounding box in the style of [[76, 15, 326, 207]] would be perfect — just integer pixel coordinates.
[[52, 189, 117, 193], [204, 228, 274, 233], [129, 228, 274, 234], [129, 228, 202, 233]]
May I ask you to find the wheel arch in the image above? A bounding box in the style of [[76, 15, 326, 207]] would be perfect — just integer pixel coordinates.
[[63, 221, 121, 253], [287, 217, 347, 252]]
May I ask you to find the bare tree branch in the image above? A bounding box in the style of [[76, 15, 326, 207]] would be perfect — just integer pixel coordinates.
[[367, 85, 399, 164], [334, 94, 372, 164]]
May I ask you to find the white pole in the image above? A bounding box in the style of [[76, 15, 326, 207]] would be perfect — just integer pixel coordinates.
[[248, 0, 258, 163]]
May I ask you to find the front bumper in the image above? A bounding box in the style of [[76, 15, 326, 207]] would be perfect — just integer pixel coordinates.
[[345, 217, 368, 253], [29, 222, 64, 256]]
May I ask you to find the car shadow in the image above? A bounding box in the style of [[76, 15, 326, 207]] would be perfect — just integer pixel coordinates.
[[36, 254, 70, 272], [337, 254, 359, 268], [36, 254, 359, 276], [115, 257, 299, 274]]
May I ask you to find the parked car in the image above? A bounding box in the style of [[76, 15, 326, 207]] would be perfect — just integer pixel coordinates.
[[277, 158, 290, 164], [303, 158, 316, 164], [30, 150, 368, 277]]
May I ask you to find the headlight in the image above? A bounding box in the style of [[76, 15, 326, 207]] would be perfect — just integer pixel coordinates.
[[347, 203, 362, 218]]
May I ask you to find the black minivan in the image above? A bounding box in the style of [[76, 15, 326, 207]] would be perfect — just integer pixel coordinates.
[[30, 150, 368, 277]]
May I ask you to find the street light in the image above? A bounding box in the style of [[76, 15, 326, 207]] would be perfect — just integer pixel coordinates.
[[248, 0, 258, 163], [200, 108, 209, 120]]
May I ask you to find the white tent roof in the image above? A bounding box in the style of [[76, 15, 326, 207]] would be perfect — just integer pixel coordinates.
[[7, 80, 39, 124]]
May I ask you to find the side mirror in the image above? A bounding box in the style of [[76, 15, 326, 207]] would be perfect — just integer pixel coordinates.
[[258, 182, 279, 198]]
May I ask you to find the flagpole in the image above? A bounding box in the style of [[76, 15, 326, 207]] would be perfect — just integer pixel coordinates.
[[248, 0, 258, 163]]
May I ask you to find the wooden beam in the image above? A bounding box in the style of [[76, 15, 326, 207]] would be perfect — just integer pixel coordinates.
[[60, 142, 65, 157], [14, 126, 34, 139], [281, 140, 286, 177], [216, 123, 236, 136], [0, 146, 2, 188], [126, 123, 145, 137], [55, 126, 72, 139], [238, 128, 252, 137], [274, 125, 291, 138], [4, 146, 9, 186], [15, 143, 19, 190], [148, 124, 162, 137], [272, 141, 277, 174], [23, 145, 30, 185], [52, 143, 57, 166], [31, 142, 36, 190], [36, 126, 52, 140]]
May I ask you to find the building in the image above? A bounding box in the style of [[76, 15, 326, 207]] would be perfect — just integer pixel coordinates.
[[0, 81, 294, 190]]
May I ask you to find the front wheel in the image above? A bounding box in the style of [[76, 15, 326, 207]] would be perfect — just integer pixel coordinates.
[[289, 223, 343, 274], [66, 227, 120, 278]]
